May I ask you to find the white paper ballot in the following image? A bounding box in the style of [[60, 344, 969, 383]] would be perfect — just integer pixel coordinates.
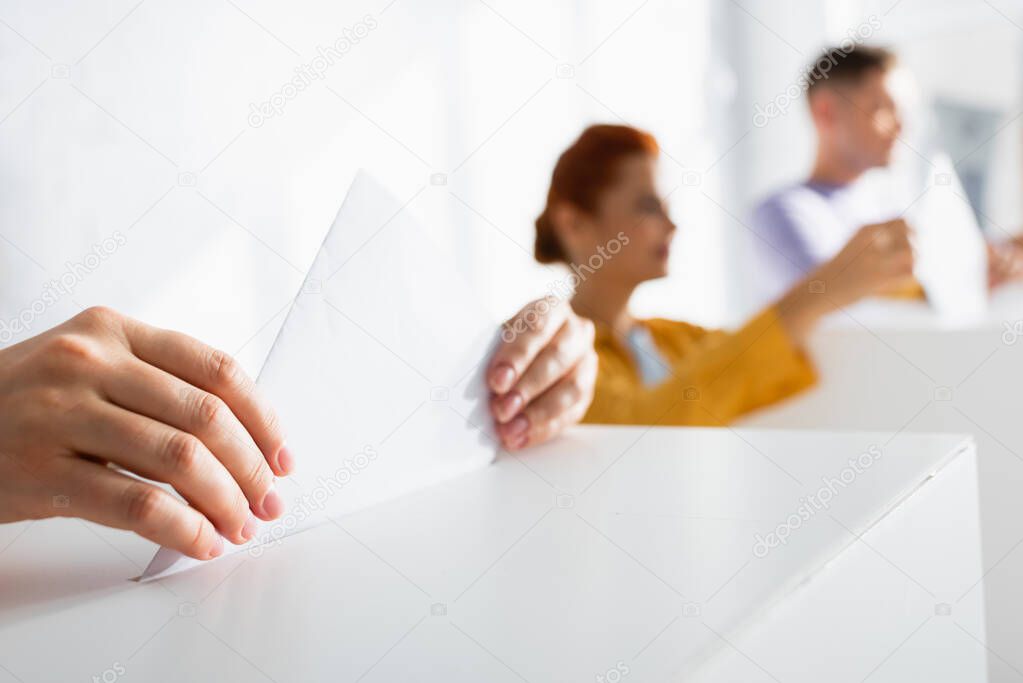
[[908, 153, 989, 324], [142, 172, 500, 580]]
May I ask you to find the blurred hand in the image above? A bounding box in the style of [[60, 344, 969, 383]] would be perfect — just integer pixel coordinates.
[[779, 220, 915, 344], [826, 219, 916, 302], [0, 307, 292, 560], [987, 239, 1023, 290], [487, 297, 598, 451]]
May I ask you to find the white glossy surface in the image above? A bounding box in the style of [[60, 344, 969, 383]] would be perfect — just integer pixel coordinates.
[[692, 443, 988, 683], [743, 291, 1023, 681], [0, 426, 981, 682]]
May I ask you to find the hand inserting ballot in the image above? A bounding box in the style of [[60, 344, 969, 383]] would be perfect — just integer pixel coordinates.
[[487, 297, 598, 451]]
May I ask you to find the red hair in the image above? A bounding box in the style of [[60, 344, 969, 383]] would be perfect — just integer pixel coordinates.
[[535, 124, 659, 263]]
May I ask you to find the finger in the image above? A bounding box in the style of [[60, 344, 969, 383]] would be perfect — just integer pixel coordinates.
[[498, 349, 597, 451], [873, 225, 912, 263], [890, 224, 912, 249], [887, 226, 914, 259], [488, 297, 569, 394], [102, 358, 284, 522], [66, 398, 255, 544], [871, 227, 893, 251], [991, 244, 1023, 282], [491, 315, 593, 423], [123, 320, 291, 475], [885, 218, 909, 234], [52, 456, 223, 560]]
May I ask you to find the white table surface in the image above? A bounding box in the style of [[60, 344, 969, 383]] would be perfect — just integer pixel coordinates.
[[0, 425, 982, 682]]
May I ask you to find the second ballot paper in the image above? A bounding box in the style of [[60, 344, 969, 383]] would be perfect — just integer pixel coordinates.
[[142, 171, 500, 580]]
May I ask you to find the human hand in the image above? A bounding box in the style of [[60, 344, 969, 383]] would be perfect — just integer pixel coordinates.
[[778, 220, 915, 344], [825, 219, 916, 302], [0, 307, 291, 560], [987, 239, 1023, 289], [487, 297, 598, 451]]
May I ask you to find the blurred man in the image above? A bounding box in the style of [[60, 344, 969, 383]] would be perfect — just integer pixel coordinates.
[[751, 45, 1023, 303]]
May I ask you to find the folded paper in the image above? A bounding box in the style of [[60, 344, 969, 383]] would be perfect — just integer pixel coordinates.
[[909, 153, 989, 324], [142, 172, 499, 580]]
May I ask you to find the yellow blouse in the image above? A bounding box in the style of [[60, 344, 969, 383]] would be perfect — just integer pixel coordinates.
[[582, 307, 817, 426], [883, 277, 926, 300]]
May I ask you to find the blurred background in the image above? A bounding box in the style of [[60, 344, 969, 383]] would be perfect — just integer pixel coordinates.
[[1, 0, 1020, 373]]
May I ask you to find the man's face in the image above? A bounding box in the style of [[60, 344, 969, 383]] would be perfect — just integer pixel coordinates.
[[819, 68, 902, 171]]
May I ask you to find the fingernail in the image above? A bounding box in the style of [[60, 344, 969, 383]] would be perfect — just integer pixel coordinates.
[[207, 535, 224, 560], [260, 485, 285, 519], [241, 514, 259, 542], [510, 433, 529, 451], [277, 445, 295, 474], [490, 363, 515, 393], [505, 414, 529, 438], [497, 392, 525, 420]]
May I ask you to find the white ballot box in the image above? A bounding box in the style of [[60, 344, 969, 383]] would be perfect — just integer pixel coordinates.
[[0, 426, 983, 682], [743, 310, 1023, 682]]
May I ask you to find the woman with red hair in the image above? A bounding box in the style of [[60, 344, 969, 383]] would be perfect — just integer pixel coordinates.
[[535, 124, 914, 425]]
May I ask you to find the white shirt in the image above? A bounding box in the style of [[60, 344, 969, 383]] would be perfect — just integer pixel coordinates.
[[748, 172, 906, 306]]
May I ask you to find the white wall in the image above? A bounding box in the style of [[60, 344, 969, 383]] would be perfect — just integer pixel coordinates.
[[0, 0, 732, 378]]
